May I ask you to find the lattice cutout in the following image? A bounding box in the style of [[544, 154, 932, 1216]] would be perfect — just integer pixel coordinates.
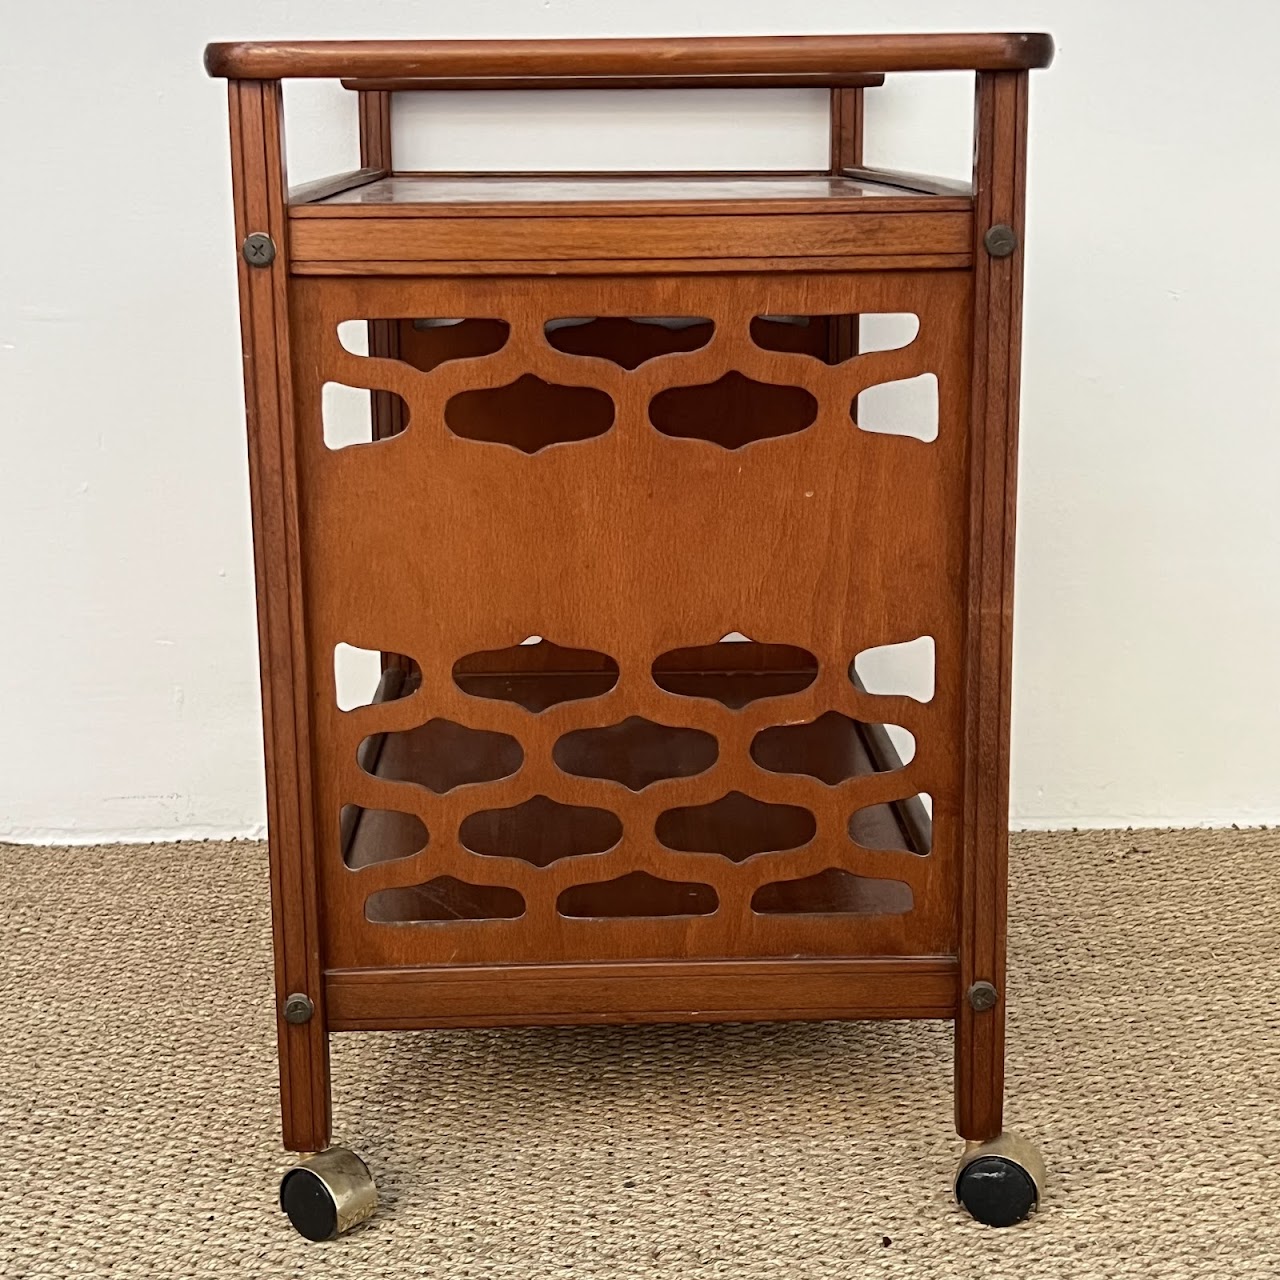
[[338, 317, 511, 368], [558, 872, 718, 918], [296, 270, 969, 968], [322, 383, 409, 451], [341, 806, 427, 869], [649, 372, 817, 448], [651, 639, 817, 707], [454, 639, 619, 711], [751, 869, 913, 915], [749, 312, 920, 360], [361, 719, 523, 793], [751, 711, 915, 783], [849, 794, 933, 855], [655, 791, 816, 859], [852, 635, 935, 703], [545, 317, 713, 368], [446, 375, 615, 451], [553, 717, 719, 790], [854, 372, 939, 441], [459, 795, 622, 865], [367, 877, 525, 923]]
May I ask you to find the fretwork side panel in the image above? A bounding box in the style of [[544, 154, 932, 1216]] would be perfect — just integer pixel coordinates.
[[291, 271, 972, 969]]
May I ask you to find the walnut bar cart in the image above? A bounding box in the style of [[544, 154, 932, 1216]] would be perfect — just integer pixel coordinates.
[[206, 32, 1054, 1238]]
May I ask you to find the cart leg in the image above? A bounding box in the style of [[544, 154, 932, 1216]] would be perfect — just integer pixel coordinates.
[[952, 67, 1044, 1227]]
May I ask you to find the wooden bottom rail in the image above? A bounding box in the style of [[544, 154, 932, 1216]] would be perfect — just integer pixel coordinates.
[[326, 956, 958, 1029]]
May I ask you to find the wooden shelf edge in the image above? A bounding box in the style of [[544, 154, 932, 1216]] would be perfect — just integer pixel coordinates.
[[326, 955, 959, 1028], [288, 166, 387, 206], [205, 34, 1054, 81]]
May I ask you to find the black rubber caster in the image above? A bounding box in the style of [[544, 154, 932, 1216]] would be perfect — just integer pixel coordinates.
[[954, 1132, 1045, 1227], [280, 1146, 377, 1241]]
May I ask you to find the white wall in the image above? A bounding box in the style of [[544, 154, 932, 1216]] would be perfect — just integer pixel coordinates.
[[2, 1, 1277, 841]]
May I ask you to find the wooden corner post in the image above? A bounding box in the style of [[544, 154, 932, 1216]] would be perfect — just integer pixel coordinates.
[[226, 79, 332, 1152], [955, 68, 1030, 1143]]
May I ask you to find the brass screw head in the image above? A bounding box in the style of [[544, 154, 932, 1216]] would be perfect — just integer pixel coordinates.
[[967, 981, 999, 1012], [283, 992, 314, 1024], [983, 224, 1019, 258]]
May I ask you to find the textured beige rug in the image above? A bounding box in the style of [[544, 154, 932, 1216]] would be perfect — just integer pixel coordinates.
[[2, 829, 1278, 1278]]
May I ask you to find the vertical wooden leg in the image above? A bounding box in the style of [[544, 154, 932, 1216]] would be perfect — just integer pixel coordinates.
[[955, 69, 1029, 1144], [227, 79, 332, 1153]]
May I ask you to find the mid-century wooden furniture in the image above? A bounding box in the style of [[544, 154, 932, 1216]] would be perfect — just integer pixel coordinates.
[[206, 32, 1054, 1239]]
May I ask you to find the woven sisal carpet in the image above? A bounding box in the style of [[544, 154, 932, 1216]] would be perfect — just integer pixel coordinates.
[[2, 829, 1278, 1278]]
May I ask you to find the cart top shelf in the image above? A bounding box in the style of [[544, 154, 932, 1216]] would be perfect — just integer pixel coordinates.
[[206, 33, 1054, 82]]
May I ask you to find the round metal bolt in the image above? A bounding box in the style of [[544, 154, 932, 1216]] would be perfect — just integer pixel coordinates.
[[242, 232, 276, 267], [283, 992, 314, 1025], [983, 224, 1019, 258], [968, 981, 999, 1012]]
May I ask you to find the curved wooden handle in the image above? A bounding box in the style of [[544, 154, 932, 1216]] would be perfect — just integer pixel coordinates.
[[205, 33, 1054, 81]]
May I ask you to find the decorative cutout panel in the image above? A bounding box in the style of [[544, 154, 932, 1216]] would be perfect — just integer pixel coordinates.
[[295, 271, 970, 968]]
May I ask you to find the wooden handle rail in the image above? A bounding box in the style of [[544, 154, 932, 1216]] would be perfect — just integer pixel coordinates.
[[205, 33, 1054, 82]]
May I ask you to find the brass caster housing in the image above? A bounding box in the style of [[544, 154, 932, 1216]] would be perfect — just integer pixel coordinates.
[[279, 1146, 377, 1241], [954, 1132, 1045, 1227]]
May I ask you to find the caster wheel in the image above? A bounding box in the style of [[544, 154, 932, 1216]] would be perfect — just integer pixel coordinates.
[[279, 1146, 377, 1241], [954, 1132, 1045, 1228]]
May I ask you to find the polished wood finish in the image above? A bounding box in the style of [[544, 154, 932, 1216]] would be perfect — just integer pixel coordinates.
[[295, 268, 968, 970], [288, 210, 971, 270], [211, 33, 1048, 1158], [225, 80, 329, 1153], [356, 89, 392, 169], [326, 958, 958, 1029], [955, 69, 1030, 1144], [829, 88, 864, 171], [206, 33, 1054, 80]]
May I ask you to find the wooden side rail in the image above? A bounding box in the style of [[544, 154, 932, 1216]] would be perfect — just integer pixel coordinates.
[[205, 33, 1054, 81]]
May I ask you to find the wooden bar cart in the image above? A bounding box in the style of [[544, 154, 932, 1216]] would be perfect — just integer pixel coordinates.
[[206, 32, 1054, 1239]]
